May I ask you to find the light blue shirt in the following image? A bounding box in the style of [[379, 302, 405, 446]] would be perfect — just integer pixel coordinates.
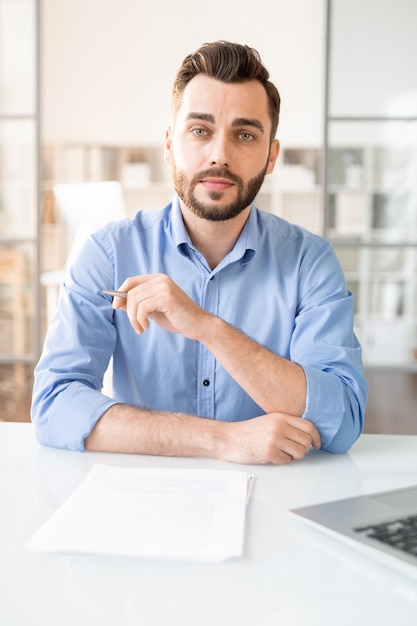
[[32, 197, 367, 453]]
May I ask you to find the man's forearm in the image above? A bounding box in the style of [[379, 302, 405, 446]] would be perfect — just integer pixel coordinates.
[[84, 403, 320, 464], [84, 403, 228, 458], [197, 315, 306, 416]]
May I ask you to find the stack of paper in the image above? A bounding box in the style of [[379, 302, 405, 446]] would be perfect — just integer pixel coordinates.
[[27, 465, 253, 562]]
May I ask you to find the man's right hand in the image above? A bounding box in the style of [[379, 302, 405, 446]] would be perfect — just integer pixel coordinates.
[[218, 412, 321, 465]]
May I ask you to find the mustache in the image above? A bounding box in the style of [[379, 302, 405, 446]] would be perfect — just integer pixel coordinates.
[[194, 168, 241, 184]]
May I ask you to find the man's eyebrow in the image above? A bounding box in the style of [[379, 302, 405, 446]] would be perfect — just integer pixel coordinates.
[[186, 112, 215, 123], [185, 113, 265, 134], [232, 118, 265, 134]]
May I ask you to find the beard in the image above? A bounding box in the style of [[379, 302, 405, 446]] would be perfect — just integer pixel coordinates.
[[171, 160, 268, 222]]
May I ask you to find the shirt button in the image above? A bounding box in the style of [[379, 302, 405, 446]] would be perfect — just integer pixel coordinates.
[[202, 379, 210, 387]]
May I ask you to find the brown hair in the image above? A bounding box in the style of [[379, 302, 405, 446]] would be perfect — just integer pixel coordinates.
[[171, 41, 281, 141]]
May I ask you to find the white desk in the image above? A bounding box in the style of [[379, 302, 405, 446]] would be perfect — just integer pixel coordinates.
[[1, 423, 417, 626]]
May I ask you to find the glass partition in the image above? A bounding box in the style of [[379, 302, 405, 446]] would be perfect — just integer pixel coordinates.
[[329, 0, 417, 118], [0, 0, 36, 116], [324, 0, 417, 369], [0, 120, 37, 239], [0, 0, 39, 420]]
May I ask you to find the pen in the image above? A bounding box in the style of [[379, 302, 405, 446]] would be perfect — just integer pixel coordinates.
[[102, 290, 128, 298]]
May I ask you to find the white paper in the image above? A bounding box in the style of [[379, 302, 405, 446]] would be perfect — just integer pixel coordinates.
[[27, 465, 253, 562]]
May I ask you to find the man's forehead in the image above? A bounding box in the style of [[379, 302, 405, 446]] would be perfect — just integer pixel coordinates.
[[176, 75, 270, 124]]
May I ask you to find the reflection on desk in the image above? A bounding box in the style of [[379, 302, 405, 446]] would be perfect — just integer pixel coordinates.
[[1, 423, 417, 626]]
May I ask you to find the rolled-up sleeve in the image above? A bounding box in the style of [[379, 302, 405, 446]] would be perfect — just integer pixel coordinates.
[[31, 235, 119, 451], [292, 242, 367, 452]]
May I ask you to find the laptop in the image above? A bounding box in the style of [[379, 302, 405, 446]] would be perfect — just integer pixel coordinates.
[[289, 484, 417, 579]]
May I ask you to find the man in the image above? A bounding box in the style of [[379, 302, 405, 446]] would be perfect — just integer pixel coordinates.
[[32, 41, 367, 464]]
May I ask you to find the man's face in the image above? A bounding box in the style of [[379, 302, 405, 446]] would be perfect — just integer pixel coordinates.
[[165, 75, 279, 222]]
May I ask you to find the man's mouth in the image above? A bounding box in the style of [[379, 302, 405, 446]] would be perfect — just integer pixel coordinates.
[[199, 177, 235, 191]]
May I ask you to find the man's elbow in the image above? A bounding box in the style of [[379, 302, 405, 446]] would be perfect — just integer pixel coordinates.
[[320, 405, 365, 455]]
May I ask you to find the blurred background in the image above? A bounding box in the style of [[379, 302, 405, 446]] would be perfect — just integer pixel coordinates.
[[1, 0, 416, 431]]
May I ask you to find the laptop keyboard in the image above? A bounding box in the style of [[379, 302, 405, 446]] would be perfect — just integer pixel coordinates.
[[354, 514, 417, 557]]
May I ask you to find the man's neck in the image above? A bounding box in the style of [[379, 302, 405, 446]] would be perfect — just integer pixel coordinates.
[[180, 203, 251, 270]]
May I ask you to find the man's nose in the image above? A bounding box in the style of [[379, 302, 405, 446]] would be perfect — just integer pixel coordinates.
[[209, 134, 230, 167]]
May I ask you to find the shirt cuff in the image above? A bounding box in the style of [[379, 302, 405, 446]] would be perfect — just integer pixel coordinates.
[[302, 365, 357, 452], [43, 384, 118, 452]]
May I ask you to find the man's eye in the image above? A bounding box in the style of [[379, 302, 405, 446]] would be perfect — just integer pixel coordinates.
[[240, 132, 254, 141], [192, 128, 208, 137]]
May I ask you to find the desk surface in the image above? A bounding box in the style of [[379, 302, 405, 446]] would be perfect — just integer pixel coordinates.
[[1, 423, 417, 626]]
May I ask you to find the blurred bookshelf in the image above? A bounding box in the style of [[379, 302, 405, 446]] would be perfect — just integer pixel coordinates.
[[0, 0, 40, 409], [324, 140, 417, 369]]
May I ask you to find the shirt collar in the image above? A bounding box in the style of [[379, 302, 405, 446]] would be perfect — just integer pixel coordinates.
[[171, 195, 258, 265], [171, 195, 192, 249]]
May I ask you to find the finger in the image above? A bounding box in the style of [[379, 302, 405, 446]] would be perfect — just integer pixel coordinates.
[[116, 283, 156, 332], [271, 451, 293, 465], [287, 416, 321, 450], [112, 294, 127, 310], [118, 294, 148, 334], [282, 425, 318, 459], [111, 277, 148, 309], [305, 421, 321, 449], [134, 295, 162, 332], [311, 431, 321, 450], [282, 436, 312, 460], [128, 305, 149, 335]]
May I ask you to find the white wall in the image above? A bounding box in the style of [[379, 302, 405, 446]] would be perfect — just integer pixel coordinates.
[[41, 0, 326, 147]]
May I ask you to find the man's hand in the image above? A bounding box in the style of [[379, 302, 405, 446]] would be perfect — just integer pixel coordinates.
[[219, 412, 321, 465], [112, 274, 210, 338]]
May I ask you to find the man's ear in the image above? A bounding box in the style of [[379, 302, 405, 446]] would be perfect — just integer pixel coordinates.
[[164, 127, 173, 165], [266, 139, 280, 174]]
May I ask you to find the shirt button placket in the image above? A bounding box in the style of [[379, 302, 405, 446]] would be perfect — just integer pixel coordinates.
[[197, 273, 217, 418]]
